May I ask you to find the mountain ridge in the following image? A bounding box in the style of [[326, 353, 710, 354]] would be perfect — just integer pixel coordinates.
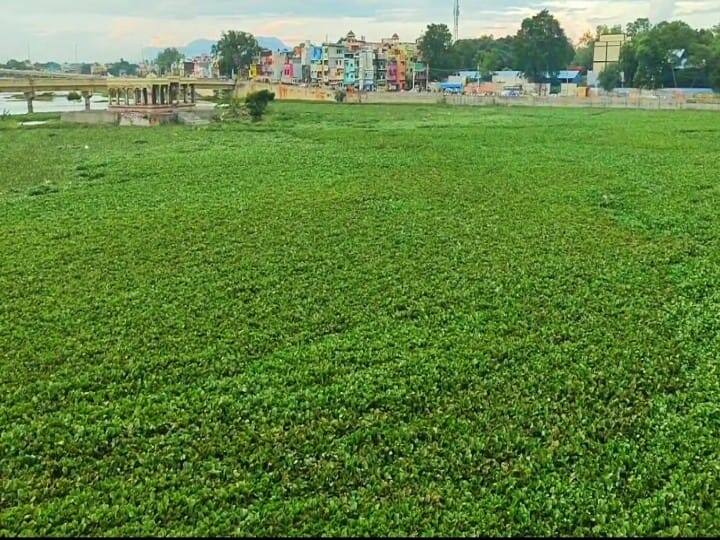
[[142, 37, 291, 61]]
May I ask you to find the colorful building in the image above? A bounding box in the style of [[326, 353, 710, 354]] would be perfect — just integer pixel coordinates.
[[247, 30, 426, 91], [343, 52, 357, 87], [358, 48, 376, 90], [386, 48, 407, 91], [309, 45, 323, 85], [374, 52, 388, 89], [340, 30, 366, 54], [271, 51, 287, 82], [282, 59, 294, 84], [410, 62, 429, 90], [322, 44, 346, 86], [192, 54, 216, 78], [258, 50, 274, 81]]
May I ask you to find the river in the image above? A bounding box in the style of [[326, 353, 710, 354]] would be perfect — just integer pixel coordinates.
[[0, 92, 108, 115]]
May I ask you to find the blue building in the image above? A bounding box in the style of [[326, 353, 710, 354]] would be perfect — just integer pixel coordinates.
[[343, 53, 357, 87]]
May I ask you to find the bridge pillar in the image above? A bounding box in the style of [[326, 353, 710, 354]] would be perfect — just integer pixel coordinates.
[[24, 91, 35, 114], [82, 91, 92, 111]]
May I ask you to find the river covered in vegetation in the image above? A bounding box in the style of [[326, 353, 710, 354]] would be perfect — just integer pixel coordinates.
[[0, 92, 108, 115]]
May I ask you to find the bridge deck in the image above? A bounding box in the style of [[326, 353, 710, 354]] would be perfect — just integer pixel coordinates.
[[0, 76, 236, 93]]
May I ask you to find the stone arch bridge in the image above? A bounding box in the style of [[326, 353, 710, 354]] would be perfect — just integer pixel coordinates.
[[0, 74, 236, 113]]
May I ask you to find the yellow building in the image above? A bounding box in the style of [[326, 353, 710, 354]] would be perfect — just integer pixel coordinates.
[[249, 64, 260, 80], [593, 34, 627, 74]]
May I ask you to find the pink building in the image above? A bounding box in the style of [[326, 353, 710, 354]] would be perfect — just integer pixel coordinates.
[[259, 51, 274, 81], [192, 54, 216, 78], [282, 61, 294, 83], [386, 57, 407, 91]]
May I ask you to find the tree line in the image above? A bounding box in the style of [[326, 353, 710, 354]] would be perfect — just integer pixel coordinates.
[[0, 58, 141, 77], [417, 10, 720, 90]]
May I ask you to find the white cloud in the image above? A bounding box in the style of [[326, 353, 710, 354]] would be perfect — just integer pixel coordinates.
[[650, 0, 677, 20], [0, 0, 718, 62]]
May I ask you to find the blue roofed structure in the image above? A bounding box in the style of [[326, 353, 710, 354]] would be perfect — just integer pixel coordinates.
[[553, 70, 582, 83], [439, 81, 463, 93]]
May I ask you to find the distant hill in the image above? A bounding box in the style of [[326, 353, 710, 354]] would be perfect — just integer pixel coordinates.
[[142, 37, 290, 61], [255, 37, 291, 52]]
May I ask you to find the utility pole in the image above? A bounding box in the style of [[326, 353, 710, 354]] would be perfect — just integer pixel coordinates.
[[453, 0, 460, 43]]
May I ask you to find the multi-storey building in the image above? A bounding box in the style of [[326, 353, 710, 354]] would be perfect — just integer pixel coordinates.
[[271, 51, 287, 82], [374, 52, 388, 89], [409, 61, 429, 90], [358, 48, 376, 90], [282, 58, 294, 84], [386, 48, 408, 91], [248, 30, 424, 91], [343, 52, 357, 87], [258, 50, 274, 81], [322, 43, 346, 86], [309, 45, 323, 85], [381, 34, 420, 91], [340, 30, 366, 54], [192, 54, 216, 78], [292, 55, 303, 84]]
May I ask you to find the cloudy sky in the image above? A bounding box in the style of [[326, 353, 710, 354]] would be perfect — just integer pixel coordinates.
[[1, 0, 718, 63]]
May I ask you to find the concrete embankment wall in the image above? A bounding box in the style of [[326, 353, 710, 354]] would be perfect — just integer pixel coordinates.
[[446, 94, 720, 111], [353, 92, 439, 105], [61, 110, 119, 125], [61, 110, 206, 126], [235, 82, 336, 102], [236, 82, 720, 111], [235, 82, 440, 105]]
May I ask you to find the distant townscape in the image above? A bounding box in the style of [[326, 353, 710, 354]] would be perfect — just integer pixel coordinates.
[[2, 10, 719, 98]]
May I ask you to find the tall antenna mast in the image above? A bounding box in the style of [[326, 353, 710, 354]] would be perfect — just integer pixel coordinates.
[[453, 0, 460, 42]]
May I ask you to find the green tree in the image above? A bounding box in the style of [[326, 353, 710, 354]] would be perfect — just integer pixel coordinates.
[[107, 59, 138, 77], [473, 36, 517, 77], [708, 35, 720, 91], [418, 24, 454, 80], [572, 46, 594, 71], [572, 31, 595, 71], [680, 30, 715, 88], [598, 64, 621, 92], [245, 90, 275, 121], [156, 48, 183, 75], [452, 38, 486, 70], [212, 31, 261, 78], [619, 43, 639, 85], [632, 32, 665, 89], [4, 59, 31, 70], [596, 24, 623, 38], [477, 48, 504, 78], [620, 21, 708, 89], [626, 18, 652, 39], [654, 21, 698, 52], [514, 10, 575, 84]]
